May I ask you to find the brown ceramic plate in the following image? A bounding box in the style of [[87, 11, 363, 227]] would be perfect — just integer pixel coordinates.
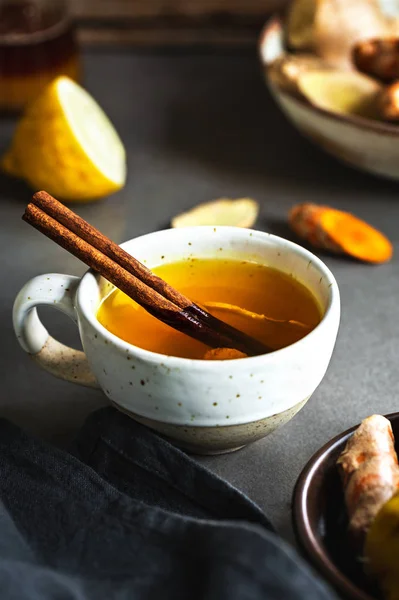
[[292, 412, 399, 600]]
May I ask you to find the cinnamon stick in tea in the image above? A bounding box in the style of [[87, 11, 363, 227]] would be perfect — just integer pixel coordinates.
[[32, 192, 267, 354], [23, 196, 271, 356]]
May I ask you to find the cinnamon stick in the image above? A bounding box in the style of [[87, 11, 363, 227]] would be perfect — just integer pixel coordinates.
[[32, 191, 190, 309], [23, 200, 270, 356], [32, 192, 270, 354]]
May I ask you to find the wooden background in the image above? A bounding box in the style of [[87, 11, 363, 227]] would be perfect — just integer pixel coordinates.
[[70, 0, 288, 46]]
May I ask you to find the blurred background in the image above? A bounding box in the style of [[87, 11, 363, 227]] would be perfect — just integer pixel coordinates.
[[0, 0, 288, 115], [70, 1, 286, 47]]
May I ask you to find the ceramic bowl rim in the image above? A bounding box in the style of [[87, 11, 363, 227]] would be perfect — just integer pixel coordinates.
[[259, 16, 399, 138], [76, 225, 339, 369], [292, 412, 399, 600]]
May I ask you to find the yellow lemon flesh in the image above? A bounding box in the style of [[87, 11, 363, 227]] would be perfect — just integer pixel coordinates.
[[1, 76, 126, 202], [366, 492, 399, 600], [298, 70, 381, 119]]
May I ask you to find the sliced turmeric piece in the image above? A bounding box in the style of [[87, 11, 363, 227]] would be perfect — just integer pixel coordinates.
[[289, 203, 393, 264], [203, 348, 248, 360], [171, 198, 259, 229]]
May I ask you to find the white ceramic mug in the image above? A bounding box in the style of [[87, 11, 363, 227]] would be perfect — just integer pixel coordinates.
[[13, 226, 340, 454]]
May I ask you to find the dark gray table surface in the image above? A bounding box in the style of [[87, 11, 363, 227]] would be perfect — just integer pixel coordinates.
[[1, 48, 399, 549]]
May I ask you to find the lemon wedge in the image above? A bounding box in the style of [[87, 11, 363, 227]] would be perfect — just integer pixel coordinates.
[[298, 70, 381, 118], [1, 76, 126, 202], [366, 492, 399, 600], [171, 198, 259, 228]]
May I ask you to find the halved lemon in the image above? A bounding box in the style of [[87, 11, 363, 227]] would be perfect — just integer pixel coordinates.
[[1, 76, 126, 202], [298, 70, 381, 118]]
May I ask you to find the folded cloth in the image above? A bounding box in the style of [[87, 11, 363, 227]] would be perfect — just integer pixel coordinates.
[[0, 407, 337, 600]]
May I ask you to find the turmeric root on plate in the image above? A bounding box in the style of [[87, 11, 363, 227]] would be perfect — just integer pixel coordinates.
[[289, 203, 393, 264], [337, 415, 399, 600], [287, 0, 392, 69], [337, 414, 399, 547]]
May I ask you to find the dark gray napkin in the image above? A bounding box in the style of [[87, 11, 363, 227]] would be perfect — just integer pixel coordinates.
[[0, 407, 337, 600]]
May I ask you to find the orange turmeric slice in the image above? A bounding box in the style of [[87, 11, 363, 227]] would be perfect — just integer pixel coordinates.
[[203, 348, 248, 360], [289, 203, 393, 264]]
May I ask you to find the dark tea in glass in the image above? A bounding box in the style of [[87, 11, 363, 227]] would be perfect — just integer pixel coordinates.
[[0, 0, 81, 112]]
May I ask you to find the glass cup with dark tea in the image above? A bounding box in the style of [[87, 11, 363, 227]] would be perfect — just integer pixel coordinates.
[[0, 0, 81, 113]]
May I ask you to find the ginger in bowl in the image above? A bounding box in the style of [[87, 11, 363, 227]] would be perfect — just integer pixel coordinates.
[[260, 0, 399, 180]]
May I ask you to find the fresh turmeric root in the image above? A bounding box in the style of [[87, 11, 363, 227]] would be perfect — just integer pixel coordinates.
[[289, 203, 393, 264], [337, 414, 399, 548], [338, 415, 399, 600]]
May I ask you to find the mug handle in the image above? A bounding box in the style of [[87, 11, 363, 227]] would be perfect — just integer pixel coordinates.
[[13, 273, 99, 388]]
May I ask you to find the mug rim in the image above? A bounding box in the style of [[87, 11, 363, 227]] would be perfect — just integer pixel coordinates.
[[76, 226, 340, 368]]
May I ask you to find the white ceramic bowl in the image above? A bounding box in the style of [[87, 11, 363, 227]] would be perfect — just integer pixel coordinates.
[[13, 226, 340, 454], [259, 17, 399, 181]]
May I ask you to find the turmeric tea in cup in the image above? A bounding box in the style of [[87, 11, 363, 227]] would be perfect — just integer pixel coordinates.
[[97, 257, 321, 359], [13, 227, 340, 453]]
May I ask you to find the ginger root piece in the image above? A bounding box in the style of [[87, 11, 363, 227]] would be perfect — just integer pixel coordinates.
[[378, 81, 399, 121], [203, 348, 247, 360], [353, 38, 399, 83], [337, 415, 399, 547], [314, 0, 390, 70], [171, 198, 259, 229], [287, 0, 392, 69]]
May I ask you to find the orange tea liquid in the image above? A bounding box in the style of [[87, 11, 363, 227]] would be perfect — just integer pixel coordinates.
[[97, 258, 321, 359]]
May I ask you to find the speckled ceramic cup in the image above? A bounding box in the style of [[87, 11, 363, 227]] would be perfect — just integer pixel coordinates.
[[13, 227, 340, 454]]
